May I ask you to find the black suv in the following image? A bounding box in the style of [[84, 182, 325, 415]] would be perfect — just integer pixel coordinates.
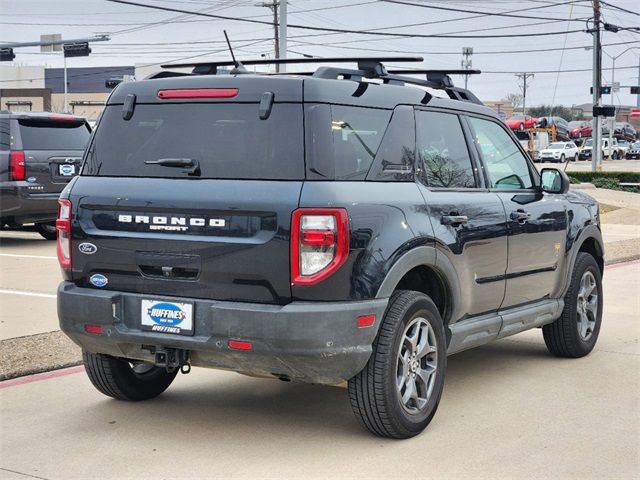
[[0, 111, 90, 239], [57, 57, 604, 439]]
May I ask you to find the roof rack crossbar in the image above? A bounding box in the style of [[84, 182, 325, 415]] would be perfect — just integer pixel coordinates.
[[161, 56, 423, 70]]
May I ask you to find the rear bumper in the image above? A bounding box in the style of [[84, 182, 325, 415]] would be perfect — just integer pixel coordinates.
[[0, 185, 59, 224], [58, 282, 388, 385]]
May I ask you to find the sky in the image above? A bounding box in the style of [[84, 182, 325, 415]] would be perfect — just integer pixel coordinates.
[[1, 0, 639, 107]]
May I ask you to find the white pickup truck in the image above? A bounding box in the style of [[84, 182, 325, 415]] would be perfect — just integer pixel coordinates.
[[578, 137, 622, 161]]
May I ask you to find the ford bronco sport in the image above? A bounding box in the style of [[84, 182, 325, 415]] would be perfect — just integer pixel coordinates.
[[57, 57, 604, 439], [0, 111, 90, 239]]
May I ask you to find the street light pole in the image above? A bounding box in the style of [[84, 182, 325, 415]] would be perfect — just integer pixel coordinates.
[[591, 0, 602, 172], [63, 55, 68, 113]]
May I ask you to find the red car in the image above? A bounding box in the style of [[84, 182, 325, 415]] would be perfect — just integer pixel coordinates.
[[506, 115, 537, 131], [569, 120, 592, 139]]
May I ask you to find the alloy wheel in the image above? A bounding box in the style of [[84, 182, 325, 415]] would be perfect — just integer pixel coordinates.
[[396, 317, 438, 414], [576, 271, 598, 341]]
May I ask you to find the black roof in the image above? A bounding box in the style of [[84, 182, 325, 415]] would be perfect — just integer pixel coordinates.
[[108, 57, 495, 118]]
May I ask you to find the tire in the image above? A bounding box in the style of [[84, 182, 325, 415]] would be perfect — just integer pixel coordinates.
[[612, 152, 618, 160], [519, 123, 525, 131], [560, 154, 565, 163], [348, 290, 447, 439], [542, 253, 603, 358], [83, 351, 178, 401], [35, 222, 57, 240], [574, 153, 578, 162]]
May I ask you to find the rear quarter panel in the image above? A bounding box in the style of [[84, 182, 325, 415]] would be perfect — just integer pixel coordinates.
[[294, 181, 433, 301]]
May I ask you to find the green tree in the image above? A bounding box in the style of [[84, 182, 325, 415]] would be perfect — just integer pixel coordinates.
[[527, 104, 585, 121]]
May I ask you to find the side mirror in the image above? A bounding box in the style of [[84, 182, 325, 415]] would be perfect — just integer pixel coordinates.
[[540, 168, 570, 194]]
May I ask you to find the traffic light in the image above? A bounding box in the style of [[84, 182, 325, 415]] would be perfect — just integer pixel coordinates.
[[63, 42, 91, 58], [0, 48, 15, 62], [589, 86, 613, 94]]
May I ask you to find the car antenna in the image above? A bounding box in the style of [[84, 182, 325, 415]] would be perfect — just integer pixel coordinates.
[[224, 30, 247, 74]]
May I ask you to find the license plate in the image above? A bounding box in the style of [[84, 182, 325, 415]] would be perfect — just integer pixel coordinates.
[[58, 164, 76, 176], [141, 299, 194, 335]]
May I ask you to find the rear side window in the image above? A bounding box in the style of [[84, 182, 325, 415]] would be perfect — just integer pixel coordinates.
[[18, 119, 90, 150], [416, 110, 477, 188], [83, 103, 304, 180], [305, 104, 391, 180]]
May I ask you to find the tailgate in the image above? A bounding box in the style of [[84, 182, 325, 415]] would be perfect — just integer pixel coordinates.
[[17, 116, 90, 193], [69, 177, 301, 304]]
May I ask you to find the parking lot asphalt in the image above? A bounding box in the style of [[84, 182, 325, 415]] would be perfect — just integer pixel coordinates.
[[0, 260, 638, 480]]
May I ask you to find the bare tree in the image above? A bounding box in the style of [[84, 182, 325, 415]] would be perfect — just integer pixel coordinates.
[[504, 93, 524, 112]]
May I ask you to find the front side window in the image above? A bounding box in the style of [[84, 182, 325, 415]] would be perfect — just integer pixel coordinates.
[[416, 110, 476, 188], [468, 117, 534, 190]]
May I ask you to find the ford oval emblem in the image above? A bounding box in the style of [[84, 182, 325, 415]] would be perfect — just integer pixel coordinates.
[[79, 242, 97, 255], [27, 177, 37, 183], [89, 274, 108, 288]]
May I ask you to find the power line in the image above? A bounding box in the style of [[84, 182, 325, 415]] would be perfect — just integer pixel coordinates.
[[380, 0, 589, 22], [105, 0, 587, 38], [600, 0, 640, 17]]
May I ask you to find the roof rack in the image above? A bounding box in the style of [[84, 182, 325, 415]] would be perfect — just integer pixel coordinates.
[[155, 56, 483, 105]]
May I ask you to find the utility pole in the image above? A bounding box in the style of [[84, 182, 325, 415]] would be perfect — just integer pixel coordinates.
[[258, 1, 279, 71], [591, 0, 602, 172], [515, 72, 534, 115], [279, 0, 287, 72], [461, 47, 473, 90]]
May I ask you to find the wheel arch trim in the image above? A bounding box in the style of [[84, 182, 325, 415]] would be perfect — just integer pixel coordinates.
[[375, 246, 462, 325]]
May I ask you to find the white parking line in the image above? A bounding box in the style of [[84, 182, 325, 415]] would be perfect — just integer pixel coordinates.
[[0, 253, 57, 260], [0, 289, 56, 299]]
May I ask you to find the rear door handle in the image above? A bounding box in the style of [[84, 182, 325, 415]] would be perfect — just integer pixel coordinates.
[[510, 210, 531, 223], [441, 215, 468, 226]]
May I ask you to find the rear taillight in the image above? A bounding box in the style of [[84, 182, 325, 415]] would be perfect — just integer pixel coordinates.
[[9, 151, 26, 181], [291, 208, 349, 286], [56, 199, 72, 269]]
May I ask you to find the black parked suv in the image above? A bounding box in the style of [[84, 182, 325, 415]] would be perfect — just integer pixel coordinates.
[[57, 57, 604, 439], [0, 111, 90, 239]]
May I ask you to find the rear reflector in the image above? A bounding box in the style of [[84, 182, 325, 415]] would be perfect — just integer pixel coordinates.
[[228, 340, 253, 351], [84, 324, 103, 334], [157, 88, 239, 99], [9, 151, 26, 181], [356, 315, 376, 328]]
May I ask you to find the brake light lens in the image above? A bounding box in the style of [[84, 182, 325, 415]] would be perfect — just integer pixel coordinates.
[[9, 151, 26, 181], [157, 88, 239, 99], [56, 199, 72, 269], [291, 208, 349, 286]]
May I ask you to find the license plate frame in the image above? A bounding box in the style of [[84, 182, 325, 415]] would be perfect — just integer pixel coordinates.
[[140, 299, 194, 336], [58, 164, 76, 176]]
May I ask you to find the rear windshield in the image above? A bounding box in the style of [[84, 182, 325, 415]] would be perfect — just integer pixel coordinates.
[[18, 119, 90, 150], [83, 103, 304, 180]]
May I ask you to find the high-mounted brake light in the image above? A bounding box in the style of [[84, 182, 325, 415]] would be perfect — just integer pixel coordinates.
[[157, 88, 239, 100], [56, 199, 72, 269], [48, 115, 78, 121], [291, 208, 349, 286], [9, 151, 26, 181]]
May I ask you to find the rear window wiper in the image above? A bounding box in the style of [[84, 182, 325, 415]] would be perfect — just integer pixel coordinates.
[[144, 158, 200, 176]]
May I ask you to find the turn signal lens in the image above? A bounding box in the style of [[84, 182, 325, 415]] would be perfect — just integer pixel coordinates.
[[84, 324, 103, 334]]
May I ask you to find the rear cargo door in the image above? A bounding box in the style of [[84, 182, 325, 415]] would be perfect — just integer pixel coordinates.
[[17, 117, 90, 193], [74, 85, 304, 304]]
